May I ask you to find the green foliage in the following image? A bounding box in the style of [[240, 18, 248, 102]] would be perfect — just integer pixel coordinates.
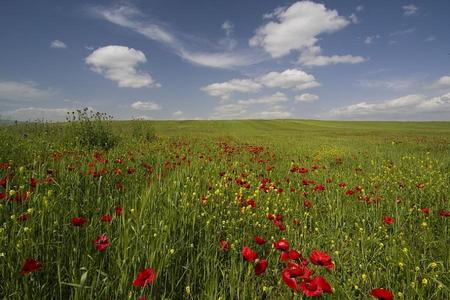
[[131, 120, 157, 143], [67, 108, 118, 150]]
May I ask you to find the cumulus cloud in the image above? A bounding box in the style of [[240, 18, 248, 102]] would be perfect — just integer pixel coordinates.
[[298, 46, 365, 67], [50, 40, 67, 49], [172, 110, 183, 118], [357, 78, 417, 91], [432, 76, 450, 88], [326, 93, 450, 119], [295, 93, 319, 102], [131, 101, 161, 110], [257, 69, 320, 90], [403, 4, 418, 16], [0, 81, 54, 102], [201, 79, 262, 100], [250, 1, 364, 67], [85, 45, 159, 88], [250, 1, 349, 58], [238, 92, 288, 105], [201, 68, 320, 100], [0, 107, 70, 121], [92, 4, 261, 69]]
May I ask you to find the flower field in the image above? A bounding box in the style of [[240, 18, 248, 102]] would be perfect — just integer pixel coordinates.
[[0, 120, 449, 299]]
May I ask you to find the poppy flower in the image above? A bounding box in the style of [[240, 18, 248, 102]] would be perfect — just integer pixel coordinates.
[[383, 216, 395, 225], [114, 207, 123, 216], [309, 250, 334, 269], [94, 234, 109, 251], [254, 259, 268, 276], [299, 276, 332, 297], [304, 200, 312, 209], [371, 288, 394, 300], [421, 207, 429, 214], [242, 246, 258, 262], [133, 268, 157, 288], [288, 249, 301, 260], [286, 262, 313, 279], [280, 251, 290, 262], [17, 214, 30, 221], [71, 217, 87, 227], [29, 178, 38, 188], [281, 269, 299, 291], [219, 239, 230, 252], [138, 297, 148, 300], [0, 192, 6, 200], [253, 236, 266, 245], [20, 258, 42, 275], [274, 239, 289, 251], [101, 214, 112, 222], [439, 210, 450, 217]]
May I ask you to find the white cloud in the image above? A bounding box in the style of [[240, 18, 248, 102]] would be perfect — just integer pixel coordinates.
[[295, 93, 319, 102], [93, 5, 260, 69], [85, 45, 159, 88], [222, 20, 234, 37], [250, 1, 349, 58], [389, 28, 415, 37], [403, 4, 418, 16], [430, 75, 450, 89], [349, 13, 359, 24], [0, 107, 70, 121], [201, 68, 320, 99], [356, 5, 364, 12], [238, 92, 288, 105], [364, 35, 380, 44], [172, 110, 183, 118], [357, 78, 416, 91], [424, 35, 436, 42], [257, 69, 320, 90], [298, 46, 365, 67], [0, 81, 53, 101], [131, 101, 161, 111], [201, 79, 262, 100], [50, 40, 67, 49], [327, 93, 450, 119]]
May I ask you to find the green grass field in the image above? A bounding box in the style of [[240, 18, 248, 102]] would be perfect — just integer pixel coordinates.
[[1, 120, 449, 299]]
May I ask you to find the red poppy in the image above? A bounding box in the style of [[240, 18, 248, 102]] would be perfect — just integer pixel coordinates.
[[0, 192, 6, 200], [138, 297, 148, 300], [253, 236, 266, 245], [219, 239, 230, 252], [254, 259, 268, 276], [101, 214, 112, 222], [114, 207, 123, 216], [20, 258, 42, 275], [133, 268, 157, 288], [286, 262, 313, 279], [71, 217, 87, 227], [246, 198, 256, 208], [274, 239, 289, 251], [439, 210, 450, 217], [288, 249, 301, 260], [280, 251, 290, 262], [281, 269, 299, 291], [299, 276, 332, 297], [421, 207, 429, 214], [309, 250, 334, 269], [383, 216, 395, 225], [29, 178, 38, 188], [242, 246, 258, 262], [17, 214, 30, 221], [94, 234, 109, 251], [371, 288, 394, 300], [304, 200, 312, 209]]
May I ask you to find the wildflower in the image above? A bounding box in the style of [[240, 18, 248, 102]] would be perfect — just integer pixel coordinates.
[[371, 288, 394, 300], [71, 217, 87, 227], [273, 239, 289, 251], [20, 258, 42, 275], [242, 246, 258, 262], [219, 239, 230, 252], [133, 268, 156, 288], [254, 259, 268, 276], [253, 236, 266, 245], [309, 250, 334, 269], [114, 207, 123, 216], [383, 216, 395, 225], [299, 276, 333, 297], [101, 214, 112, 222], [93, 234, 109, 251]]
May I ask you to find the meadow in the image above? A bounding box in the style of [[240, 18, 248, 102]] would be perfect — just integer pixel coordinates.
[[0, 119, 449, 299]]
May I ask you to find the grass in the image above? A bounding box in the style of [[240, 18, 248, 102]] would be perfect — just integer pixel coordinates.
[[0, 119, 449, 299]]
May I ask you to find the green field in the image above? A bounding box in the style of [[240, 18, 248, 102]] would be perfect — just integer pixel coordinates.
[[1, 120, 449, 299]]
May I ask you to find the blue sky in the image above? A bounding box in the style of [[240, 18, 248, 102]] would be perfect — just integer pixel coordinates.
[[1, 0, 449, 121]]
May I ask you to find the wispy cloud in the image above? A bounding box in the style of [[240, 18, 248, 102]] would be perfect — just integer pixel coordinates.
[[50, 40, 67, 49], [91, 4, 263, 69], [402, 4, 419, 16], [0, 80, 55, 102]]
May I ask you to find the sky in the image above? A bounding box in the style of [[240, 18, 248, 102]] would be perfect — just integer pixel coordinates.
[[1, 0, 450, 121]]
